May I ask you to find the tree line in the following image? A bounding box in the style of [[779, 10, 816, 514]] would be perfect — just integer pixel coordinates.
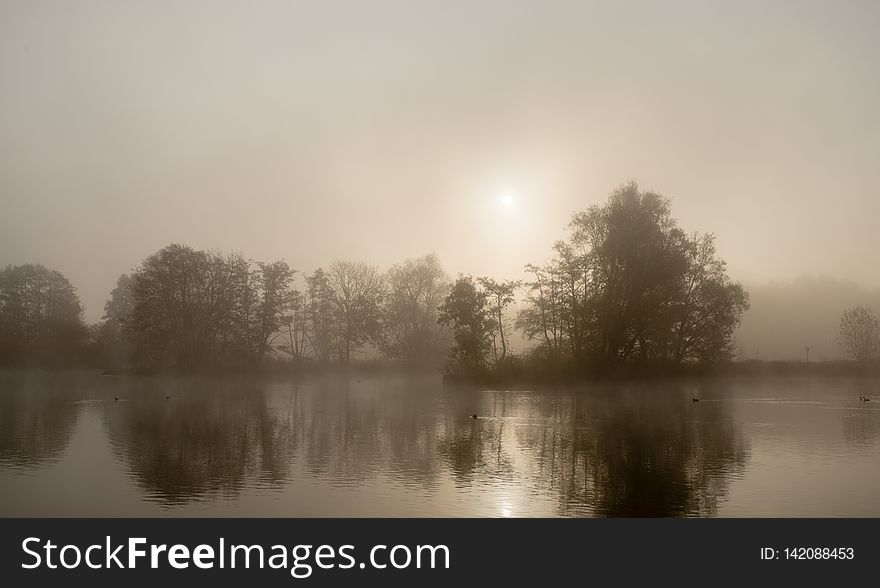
[[94, 247, 451, 370], [1, 184, 757, 374], [442, 183, 750, 374]]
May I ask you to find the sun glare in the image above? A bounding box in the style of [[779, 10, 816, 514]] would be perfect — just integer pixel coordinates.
[[500, 192, 515, 208]]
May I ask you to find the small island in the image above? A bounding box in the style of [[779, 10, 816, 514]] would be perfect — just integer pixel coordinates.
[[2, 184, 877, 383]]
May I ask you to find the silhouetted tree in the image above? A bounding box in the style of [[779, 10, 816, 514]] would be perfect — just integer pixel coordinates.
[[0, 264, 87, 365], [478, 277, 520, 365], [251, 261, 296, 361], [569, 183, 690, 362], [438, 276, 491, 372], [382, 254, 451, 365], [128, 244, 294, 369], [102, 381, 297, 503], [516, 263, 565, 359], [131, 245, 236, 367], [0, 373, 82, 466], [328, 260, 384, 363], [838, 306, 880, 361], [666, 234, 749, 361], [518, 183, 748, 366], [104, 273, 135, 326], [304, 268, 338, 362], [93, 273, 135, 366], [277, 288, 307, 362]]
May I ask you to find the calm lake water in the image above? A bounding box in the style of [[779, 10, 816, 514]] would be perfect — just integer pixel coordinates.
[[1, 370, 878, 517]]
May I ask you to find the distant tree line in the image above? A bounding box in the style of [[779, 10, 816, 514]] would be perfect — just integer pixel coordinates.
[[89, 247, 451, 370], [1, 184, 754, 374]]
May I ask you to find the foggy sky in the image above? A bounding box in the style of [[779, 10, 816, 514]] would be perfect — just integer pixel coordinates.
[[2, 0, 879, 323]]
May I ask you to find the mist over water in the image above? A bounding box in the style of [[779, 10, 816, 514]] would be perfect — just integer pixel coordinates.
[[1, 372, 878, 517]]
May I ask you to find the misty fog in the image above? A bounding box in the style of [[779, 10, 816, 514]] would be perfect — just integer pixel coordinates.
[[2, 1, 879, 361]]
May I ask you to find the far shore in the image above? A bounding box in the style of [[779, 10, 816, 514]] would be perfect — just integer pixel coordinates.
[[440, 359, 880, 388], [4, 359, 880, 389]]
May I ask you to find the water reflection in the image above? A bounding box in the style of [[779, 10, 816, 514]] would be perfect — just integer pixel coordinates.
[[2, 372, 879, 516], [511, 387, 749, 516], [297, 376, 442, 488], [102, 378, 297, 504], [440, 416, 513, 486]]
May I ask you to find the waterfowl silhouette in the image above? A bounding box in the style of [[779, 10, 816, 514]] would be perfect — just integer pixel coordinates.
[[469, 413, 478, 419], [113, 397, 119, 401], [691, 398, 700, 402], [165, 395, 172, 400]]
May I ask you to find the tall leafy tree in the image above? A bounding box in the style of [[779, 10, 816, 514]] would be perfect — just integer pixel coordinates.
[[95, 273, 135, 366], [478, 277, 520, 365], [304, 268, 338, 362], [277, 287, 307, 363], [328, 260, 384, 363], [518, 183, 748, 365], [0, 264, 87, 365], [516, 263, 565, 359], [438, 276, 491, 372], [252, 261, 296, 361]]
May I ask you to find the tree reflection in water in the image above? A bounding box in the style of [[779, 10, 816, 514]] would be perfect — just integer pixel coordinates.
[[0, 372, 82, 469], [102, 377, 298, 504], [5, 373, 752, 515], [509, 385, 749, 516]]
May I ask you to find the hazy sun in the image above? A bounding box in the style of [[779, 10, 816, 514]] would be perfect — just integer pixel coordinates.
[[500, 192, 515, 208]]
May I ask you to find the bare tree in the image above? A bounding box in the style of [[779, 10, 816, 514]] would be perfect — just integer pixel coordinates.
[[438, 275, 491, 372], [128, 244, 295, 368], [839, 306, 880, 361], [382, 254, 451, 365]]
